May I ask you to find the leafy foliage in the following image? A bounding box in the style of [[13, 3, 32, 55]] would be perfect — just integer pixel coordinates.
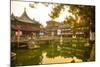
[[69, 5, 95, 31], [47, 20, 60, 26], [49, 4, 64, 19]]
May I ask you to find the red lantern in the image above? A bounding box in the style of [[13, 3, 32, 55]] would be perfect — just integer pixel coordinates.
[[15, 30, 22, 37]]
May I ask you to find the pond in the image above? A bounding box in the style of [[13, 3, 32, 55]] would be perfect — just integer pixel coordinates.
[[11, 38, 92, 66]]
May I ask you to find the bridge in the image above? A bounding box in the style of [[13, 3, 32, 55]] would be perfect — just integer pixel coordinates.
[[11, 36, 89, 48]]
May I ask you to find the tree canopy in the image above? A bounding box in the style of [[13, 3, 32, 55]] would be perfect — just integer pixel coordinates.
[[49, 4, 64, 19]]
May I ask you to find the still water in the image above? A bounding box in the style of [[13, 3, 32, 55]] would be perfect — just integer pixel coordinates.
[[11, 38, 91, 66]]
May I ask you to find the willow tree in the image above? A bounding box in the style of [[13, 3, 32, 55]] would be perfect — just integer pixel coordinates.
[[49, 4, 64, 19], [68, 5, 95, 38], [63, 15, 77, 36], [48, 4, 64, 26], [47, 20, 60, 26], [68, 5, 95, 61]]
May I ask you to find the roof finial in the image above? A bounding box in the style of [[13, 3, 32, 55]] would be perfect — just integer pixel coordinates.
[[11, 12, 14, 16], [24, 7, 26, 12]]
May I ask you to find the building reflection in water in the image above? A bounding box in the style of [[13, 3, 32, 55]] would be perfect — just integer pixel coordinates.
[[12, 40, 92, 66]]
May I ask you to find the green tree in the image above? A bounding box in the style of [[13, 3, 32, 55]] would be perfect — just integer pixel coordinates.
[[47, 4, 64, 26], [63, 16, 77, 35], [69, 5, 95, 61], [49, 4, 64, 19], [47, 20, 59, 26], [69, 5, 95, 30], [68, 5, 95, 37]]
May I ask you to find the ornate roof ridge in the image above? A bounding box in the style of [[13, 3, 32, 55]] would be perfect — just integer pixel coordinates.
[[16, 8, 35, 23]]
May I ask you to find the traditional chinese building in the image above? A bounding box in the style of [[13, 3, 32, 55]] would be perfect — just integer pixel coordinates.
[[11, 9, 41, 40], [45, 21, 87, 37]]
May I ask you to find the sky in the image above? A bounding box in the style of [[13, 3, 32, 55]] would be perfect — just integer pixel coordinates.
[[11, 1, 72, 27]]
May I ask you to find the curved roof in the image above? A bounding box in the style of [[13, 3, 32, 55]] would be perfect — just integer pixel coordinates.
[[11, 13, 16, 21], [16, 8, 37, 23]]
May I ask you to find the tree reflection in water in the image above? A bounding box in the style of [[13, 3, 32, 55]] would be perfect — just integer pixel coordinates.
[[12, 39, 92, 66]]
